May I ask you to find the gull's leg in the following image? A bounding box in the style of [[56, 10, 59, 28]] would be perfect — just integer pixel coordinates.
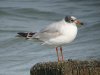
[[56, 47, 60, 62], [60, 47, 64, 61]]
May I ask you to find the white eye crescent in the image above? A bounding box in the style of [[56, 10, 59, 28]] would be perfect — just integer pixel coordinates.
[[71, 16, 77, 20]]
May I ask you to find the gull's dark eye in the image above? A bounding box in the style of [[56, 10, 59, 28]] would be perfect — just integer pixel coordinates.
[[70, 19, 74, 22]]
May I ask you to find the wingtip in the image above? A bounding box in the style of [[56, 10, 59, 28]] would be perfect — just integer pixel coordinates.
[[17, 32, 36, 38]]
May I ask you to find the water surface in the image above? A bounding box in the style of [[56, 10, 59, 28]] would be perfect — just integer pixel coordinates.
[[0, 0, 100, 75]]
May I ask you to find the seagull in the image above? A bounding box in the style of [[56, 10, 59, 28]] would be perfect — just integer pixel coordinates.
[[17, 16, 83, 62]]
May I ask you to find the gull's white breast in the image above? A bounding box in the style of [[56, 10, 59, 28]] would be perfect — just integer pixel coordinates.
[[44, 23, 78, 46]]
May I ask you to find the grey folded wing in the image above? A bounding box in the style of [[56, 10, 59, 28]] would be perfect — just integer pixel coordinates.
[[33, 25, 62, 41]]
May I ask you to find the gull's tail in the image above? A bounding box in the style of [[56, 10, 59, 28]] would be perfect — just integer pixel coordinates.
[[17, 32, 36, 39]]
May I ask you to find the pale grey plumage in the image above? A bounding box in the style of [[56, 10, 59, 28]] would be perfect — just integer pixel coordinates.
[[32, 20, 63, 41]]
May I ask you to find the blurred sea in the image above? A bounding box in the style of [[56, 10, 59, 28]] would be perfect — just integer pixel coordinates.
[[0, 0, 100, 75]]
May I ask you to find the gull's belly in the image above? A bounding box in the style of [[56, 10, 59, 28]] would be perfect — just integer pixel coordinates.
[[42, 24, 78, 46], [44, 34, 77, 46], [47, 26, 77, 46]]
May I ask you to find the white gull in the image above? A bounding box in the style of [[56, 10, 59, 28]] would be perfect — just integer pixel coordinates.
[[17, 16, 83, 62]]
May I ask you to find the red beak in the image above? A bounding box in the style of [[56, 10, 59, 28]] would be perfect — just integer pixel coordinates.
[[75, 20, 84, 25]]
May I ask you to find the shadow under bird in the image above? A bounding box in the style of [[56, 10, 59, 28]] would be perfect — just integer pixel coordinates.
[[17, 16, 84, 62]]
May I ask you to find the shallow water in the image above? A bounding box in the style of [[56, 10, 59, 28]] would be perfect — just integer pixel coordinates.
[[0, 0, 100, 75]]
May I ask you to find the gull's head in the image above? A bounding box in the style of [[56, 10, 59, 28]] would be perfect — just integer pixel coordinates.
[[65, 16, 84, 26]]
